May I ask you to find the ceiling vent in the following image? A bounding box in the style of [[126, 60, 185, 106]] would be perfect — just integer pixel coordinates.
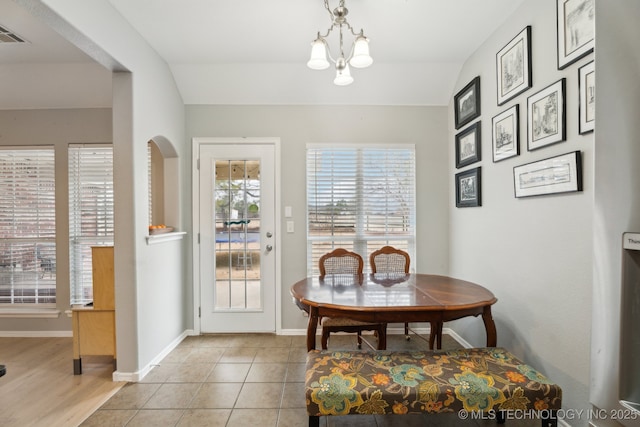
[[0, 25, 27, 43]]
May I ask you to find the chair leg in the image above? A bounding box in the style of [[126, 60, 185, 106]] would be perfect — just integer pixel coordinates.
[[404, 322, 410, 340], [428, 322, 438, 350], [426, 322, 444, 349], [356, 331, 362, 349], [377, 324, 387, 350], [321, 329, 329, 350]]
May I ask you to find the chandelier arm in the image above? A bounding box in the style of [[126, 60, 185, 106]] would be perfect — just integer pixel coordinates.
[[344, 39, 357, 63], [318, 26, 334, 39], [342, 21, 361, 37], [324, 42, 337, 65]]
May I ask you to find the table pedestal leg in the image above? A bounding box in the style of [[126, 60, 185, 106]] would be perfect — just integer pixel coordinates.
[[307, 306, 319, 351], [482, 306, 497, 347]]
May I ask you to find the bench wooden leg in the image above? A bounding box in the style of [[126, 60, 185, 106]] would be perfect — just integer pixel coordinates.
[[542, 410, 558, 427], [497, 410, 506, 424], [309, 415, 319, 427]]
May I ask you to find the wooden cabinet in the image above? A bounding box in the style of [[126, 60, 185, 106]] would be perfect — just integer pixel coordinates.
[[72, 246, 116, 375], [91, 246, 114, 310]]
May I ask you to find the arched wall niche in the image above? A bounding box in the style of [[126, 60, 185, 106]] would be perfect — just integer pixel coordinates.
[[148, 136, 180, 231]]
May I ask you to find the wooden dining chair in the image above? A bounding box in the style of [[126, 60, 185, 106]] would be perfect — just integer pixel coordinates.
[[319, 248, 387, 350], [369, 245, 440, 348]]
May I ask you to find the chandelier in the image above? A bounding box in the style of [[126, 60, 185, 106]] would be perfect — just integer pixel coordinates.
[[307, 0, 372, 86]]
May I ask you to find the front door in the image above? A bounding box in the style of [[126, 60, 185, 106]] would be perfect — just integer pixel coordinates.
[[197, 140, 276, 332]]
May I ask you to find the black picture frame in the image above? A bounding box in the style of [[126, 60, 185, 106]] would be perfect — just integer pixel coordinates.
[[527, 78, 566, 151], [578, 60, 595, 134], [454, 76, 481, 130], [496, 26, 532, 106], [513, 151, 582, 198], [492, 105, 520, 162], [455, 122, 481, 168], [455, 167, 481, 207], [557, 0, 595, 70]]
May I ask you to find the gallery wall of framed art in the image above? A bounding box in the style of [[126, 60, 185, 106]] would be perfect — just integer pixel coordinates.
[[451, 0, 593, 207]]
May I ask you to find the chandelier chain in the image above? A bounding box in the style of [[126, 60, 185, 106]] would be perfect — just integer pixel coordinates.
[[323, 0, 333, 20]]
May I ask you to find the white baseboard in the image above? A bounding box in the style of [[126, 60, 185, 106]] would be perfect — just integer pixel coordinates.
[[112, 329, 195, 382]]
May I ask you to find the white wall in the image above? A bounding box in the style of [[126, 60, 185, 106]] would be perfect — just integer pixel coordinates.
[[186, 105, 450, 330], [590, 2, 640, 426], [449, 1, 593, 421]]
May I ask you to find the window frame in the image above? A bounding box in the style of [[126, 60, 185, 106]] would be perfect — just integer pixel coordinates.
[[306, 144, 416, 276], [68, 143, 114, 306], [0, 146, 57, 307]]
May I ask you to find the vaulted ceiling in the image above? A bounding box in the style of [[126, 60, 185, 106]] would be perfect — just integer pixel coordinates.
[[0, 0, 526, 109]]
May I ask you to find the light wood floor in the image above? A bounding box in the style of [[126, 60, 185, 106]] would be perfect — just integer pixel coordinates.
[[0, 337, 124, 427]]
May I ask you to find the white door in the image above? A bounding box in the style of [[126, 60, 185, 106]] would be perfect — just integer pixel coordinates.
[[198, 141, 276, 332]]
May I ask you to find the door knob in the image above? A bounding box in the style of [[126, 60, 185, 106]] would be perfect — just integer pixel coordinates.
[[266, 245, 273, 252], [266, 232, 273, 238]]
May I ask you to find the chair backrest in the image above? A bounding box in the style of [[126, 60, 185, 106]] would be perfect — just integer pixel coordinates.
[[319, 248, 364, 277], [370, 246, 410, 273]]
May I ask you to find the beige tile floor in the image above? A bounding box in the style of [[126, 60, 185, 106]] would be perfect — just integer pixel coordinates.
[[80, 333, 541, 427]]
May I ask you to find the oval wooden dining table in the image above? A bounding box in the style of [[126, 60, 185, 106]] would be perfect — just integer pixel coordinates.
[[290, 273, 498, 351]]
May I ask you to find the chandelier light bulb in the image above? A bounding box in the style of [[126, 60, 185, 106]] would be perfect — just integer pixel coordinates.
[[334, 63, 354, 86], [307, 38, 330, 70], [349, 35, 372, 68]]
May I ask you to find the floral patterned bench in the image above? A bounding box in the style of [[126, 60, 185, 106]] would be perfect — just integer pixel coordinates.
[[305, 347, 562, 427]]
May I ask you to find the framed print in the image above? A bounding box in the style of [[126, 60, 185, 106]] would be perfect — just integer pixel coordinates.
[[513, 151, 582, 198], [527, 78, 566, 151], [579, 60, 595, 134], [455, 122, 481, 168], [557, 0, 594, 69], [492, 105, 520, 162], [454, 76, 481, 129], [496, 26, 532, 106], [455, 167, 481, 207]]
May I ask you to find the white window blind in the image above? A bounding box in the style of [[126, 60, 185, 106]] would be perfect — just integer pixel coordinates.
[[306, 145, 416, 276], [68, 144, 114, 305], [0, 148, 56, 305]]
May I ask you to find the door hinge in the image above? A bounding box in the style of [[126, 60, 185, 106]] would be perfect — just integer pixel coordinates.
[[197, 158, 200, 170], [199, 307, 201, 318], [197, 233, 200, 244]]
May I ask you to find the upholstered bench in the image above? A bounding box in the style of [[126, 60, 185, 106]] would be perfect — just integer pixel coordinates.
[[305, 347, 562, 427]]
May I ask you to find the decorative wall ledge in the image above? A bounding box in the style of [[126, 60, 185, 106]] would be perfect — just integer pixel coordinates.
[[146, 231, 187, 245]]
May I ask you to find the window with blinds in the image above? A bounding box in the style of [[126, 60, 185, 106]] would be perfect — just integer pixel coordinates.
[[68, 144, 114, 305], [306, 145, 416, 276], [0, 148, 56, 305]]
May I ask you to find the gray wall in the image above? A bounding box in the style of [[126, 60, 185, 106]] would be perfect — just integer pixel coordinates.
[[186, 105, 450, 330], [449, 0, 593, 421], [590, 1, 640, 426]]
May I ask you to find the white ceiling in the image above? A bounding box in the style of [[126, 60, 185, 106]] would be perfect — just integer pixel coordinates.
[[0, 0, 526, 108]]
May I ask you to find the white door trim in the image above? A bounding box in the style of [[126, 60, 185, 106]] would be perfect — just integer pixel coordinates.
[[192, 137, 281, 335]]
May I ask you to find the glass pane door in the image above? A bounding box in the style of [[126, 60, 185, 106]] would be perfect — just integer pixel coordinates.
[[214, 160, 261, 310], [198, 141, 276, 333]]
